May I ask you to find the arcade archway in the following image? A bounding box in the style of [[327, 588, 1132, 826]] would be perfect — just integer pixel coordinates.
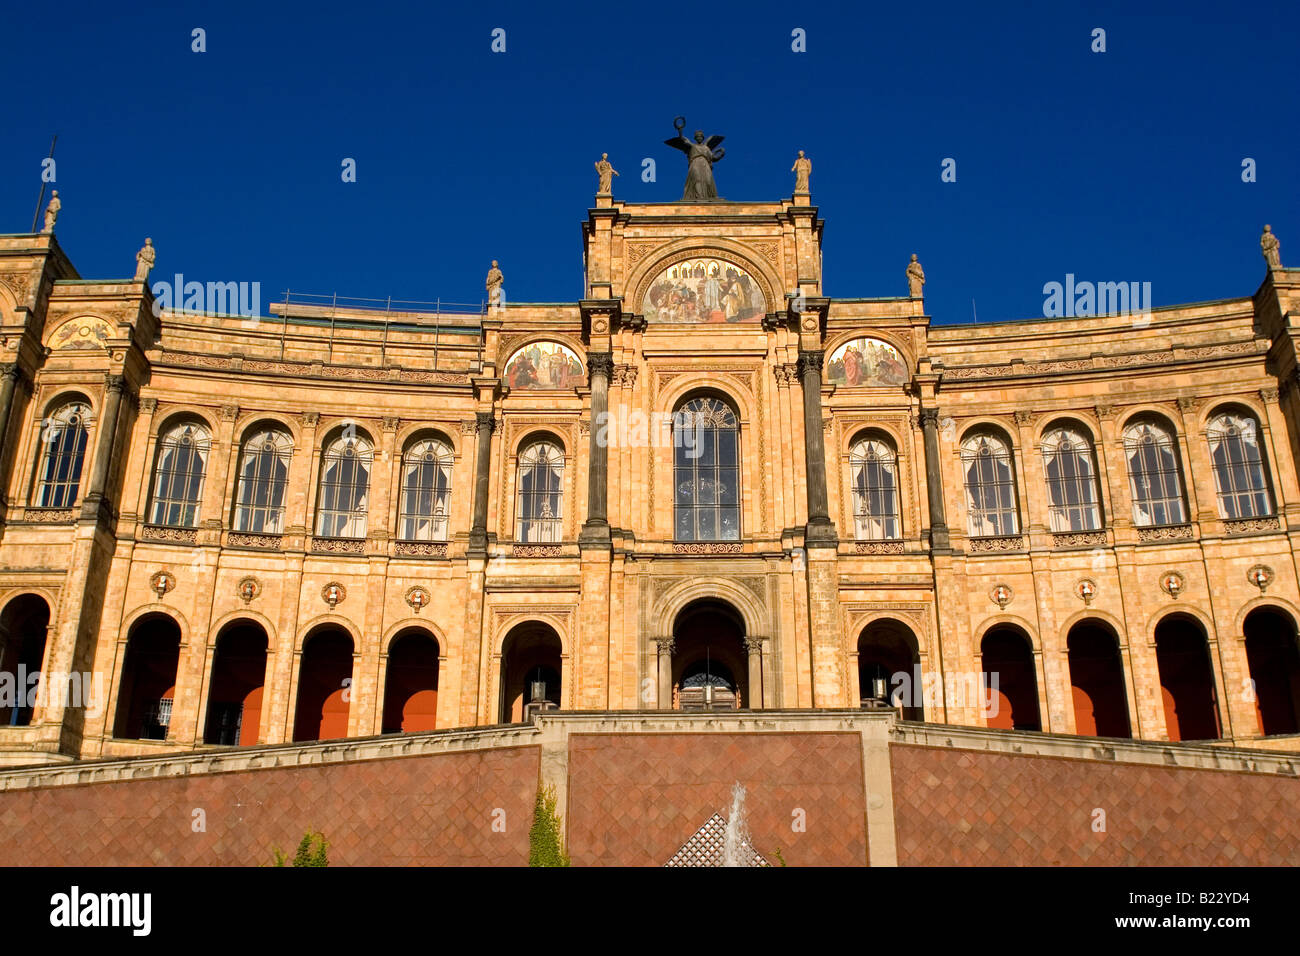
[[293, 626, 354, 742], [980, 625, 1041, 731], [1066, 620, 1131, 738], [857, 619, 923, 720], [671, 599, 749, 710], [500, 622, 562, 723], [1243, 606, 1300, 736], [1154, 614, 1221, 741]]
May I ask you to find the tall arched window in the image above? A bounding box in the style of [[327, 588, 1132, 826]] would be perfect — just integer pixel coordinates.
[[1040, 424, 1102, 532], [32, 400, 92, 508], [849, 434, 900, 540], [399, 436, 454, 541], [232, 427, 293, 533], [1206, 410, 1273, 519], [674, 396, 740, 541], [1123, 419, 1186, 526], [961, 431, 1019, 537], [516, 440, 564, 542], [315, 429, 373, 538], [149, 421, 211, 527]]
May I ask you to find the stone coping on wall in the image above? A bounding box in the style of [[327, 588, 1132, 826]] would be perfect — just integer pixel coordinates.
[[0, 710, 1296, 791], [892, 720, 1300, 776]]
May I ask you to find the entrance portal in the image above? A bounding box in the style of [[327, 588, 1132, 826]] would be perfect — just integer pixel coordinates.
[[671, 600, 749, 711]]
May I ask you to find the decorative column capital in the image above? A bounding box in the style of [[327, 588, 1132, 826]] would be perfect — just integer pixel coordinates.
[[918, 408, 941, 429], [475, 411, 496, 434], [219, 404, 240, 423], [743, 636, 767, 654], [655, 637, 676, 656], [587, 352, 614, 380], [796, 350, 824, 380], [381, 416, 400, 432], [0, 362, 20, 384], [103, 374, 127, 394]]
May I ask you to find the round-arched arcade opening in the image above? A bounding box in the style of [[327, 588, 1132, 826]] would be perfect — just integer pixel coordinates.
[[671, 599, 749, 710], [857, 618, 923, 720], [500, 622, 562, 723]]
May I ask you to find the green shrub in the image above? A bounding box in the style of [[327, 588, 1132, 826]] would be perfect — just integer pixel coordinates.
[[528, 783, 570, 867], [270, 828, 329, 867]]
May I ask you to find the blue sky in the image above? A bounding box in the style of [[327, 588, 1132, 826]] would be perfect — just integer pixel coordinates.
[[3, 0, 1296, 324]]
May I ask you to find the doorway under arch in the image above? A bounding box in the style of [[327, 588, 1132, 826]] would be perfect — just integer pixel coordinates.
[[383, 629, 440, 733], [293, 627, 354, 742], [671, 599, 749, 710], [500, 622, 562, 723], [204, 621, 268, 746], [0, 595, 51, 726], [1066, 620, 1131, 738], [857, 619, 923, 720], [113, 614, 182, 740], [1154, 614, 1221, 741], [980, 626, 1041, 731], [1243, 606, 1300, 736]]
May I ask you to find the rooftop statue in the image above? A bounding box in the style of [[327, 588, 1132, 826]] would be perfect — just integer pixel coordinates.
[[906, 254, 925, 298], [1261, 224, 1282, 269], [792, 151, 811, 193], [595, 153, 619, 195], [135, 238, 156, 281], [664, 117, 725, 200], [42, 191, 60, 234]]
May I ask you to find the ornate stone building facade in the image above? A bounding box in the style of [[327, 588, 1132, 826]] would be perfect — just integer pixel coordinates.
[[1, 185, 1298, 767]]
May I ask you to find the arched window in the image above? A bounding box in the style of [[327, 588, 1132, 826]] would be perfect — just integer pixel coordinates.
[[516, 440, 564, 542], [232, 427, 293, 533], [315, 429, 372, 538], [961, 431, 1019, 537], [674, 396, 740, 541], [1122, 419, 1186, 526], [848, 435, 900, 540], [149, 421, 211, 527], [1206, 411, 1273, 519], [399, 436, 454, 541], [1040, 425, 1102, 532], [33, 400, 92, 508]]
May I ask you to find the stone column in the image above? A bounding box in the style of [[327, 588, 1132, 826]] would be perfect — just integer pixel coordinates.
[[655, 637, 675, 710], [468, 411, 495, 553], [0, 363, 22, 469], [580, 352, 613, 545], [744, 636, 765, 709], [918, 408, 951, 550], [80, 374, 126, 522], [797, 350, 836, 543]]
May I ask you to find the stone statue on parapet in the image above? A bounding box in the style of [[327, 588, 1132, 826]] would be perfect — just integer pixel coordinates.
[[664, 116, 725, 200], [486, 259, 504, 309], [42, 191, 60, 234], [134, 238, 156, 281], [595, 153, 619, 195], [906, 254, 926, 298], [792, 151, 811, 193], [1262, 224, 1282, 269]]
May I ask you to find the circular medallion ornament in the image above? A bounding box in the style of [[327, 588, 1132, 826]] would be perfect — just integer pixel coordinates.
[[149, 570, 176, 599], [405, 586, 431, 613], [1076, 579, 1097, 605], [591, 318, 608, 333], [1159, 570, 1186, 599], [237, 577, 262, 604], [321, 582, 346, 608], [990, 583, 1012, 608], [1247, 565, 1274, 593]]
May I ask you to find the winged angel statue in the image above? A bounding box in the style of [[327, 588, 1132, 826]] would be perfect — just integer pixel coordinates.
[[664, 116, 726, 200]]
